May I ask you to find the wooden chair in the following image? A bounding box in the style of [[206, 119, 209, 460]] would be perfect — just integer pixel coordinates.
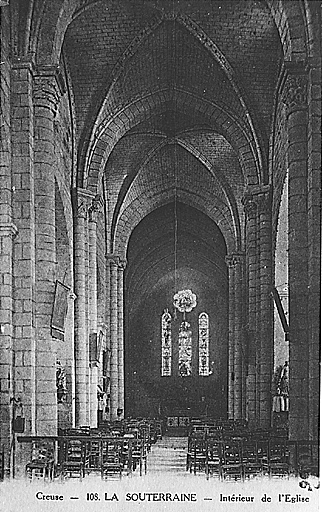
[[61, 438, 86, 480], [257, 439, 269, 475], [101, 438, 122, 480], [85, 439, 101, 475], [221, 441, 243, 481], [25, 441, 55, 481], [268, 440, 289, 478], [130, 439, 147, 476], [186, 432, 206, 472], [242, 440, 263, 479], [189, 438, 207, 474], [121, 435, 135, 475], [297, 441, 319, 478], [205, 440, 222, 480]]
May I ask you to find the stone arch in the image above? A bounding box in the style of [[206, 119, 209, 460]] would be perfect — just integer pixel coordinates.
[[109, 138, 242, 255], [31, 0, 308, 67], [78, 11, 264, 172], [177, 139, 242, 250], [29, 0, 81, 65], [266, 0, 309, 62], [85, 89, 261, 194], [114, 188, 235, 261]]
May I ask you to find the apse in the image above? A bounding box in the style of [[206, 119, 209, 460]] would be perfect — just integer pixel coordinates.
[[124, 202, 228, 419]]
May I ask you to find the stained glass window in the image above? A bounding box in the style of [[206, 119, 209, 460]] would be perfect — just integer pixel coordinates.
[[178, 321, 192, 377], [161, 310, 172, 376], [199, 312, 209, 376]]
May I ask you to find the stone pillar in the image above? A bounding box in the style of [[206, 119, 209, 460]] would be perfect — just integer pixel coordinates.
[[33, 69, 62, 435], [109, 257, 119, 421], [307, 61, 321, 440], [85, 208, 90, 426], [88, 196, 103, 428], [73, 191, 88, 427], [0, 39, 16, 477], [283, 68, 309, 440], [233, 253, 245, 420], [241, 260, 247, 420], [0, 223, 18, 477], [67, 292, 77, 426], [256, 189, 273, 428], [11, 60, 36, 477], [105, 254, 111, 420], [225, 255, 235, 419], [117, 259, 126, 419], [243, 195, 258, 427]]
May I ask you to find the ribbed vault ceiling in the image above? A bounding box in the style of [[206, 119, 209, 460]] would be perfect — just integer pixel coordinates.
[[62, 0, 283, 255]]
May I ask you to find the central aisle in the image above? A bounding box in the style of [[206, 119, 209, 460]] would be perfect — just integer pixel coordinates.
[[147, 436, 188, 475]]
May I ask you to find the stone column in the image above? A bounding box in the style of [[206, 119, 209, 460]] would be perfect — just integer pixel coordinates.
[[283, 68, 309, 439], [105, 254, 111, 420], [233, 253, 245, 420], [225, 255, 236, 419], [256, 188, 273, 428], [109, 257, 119, 421], [0, 44, 17, 477], [11, 59, 36, 477], [88, 196, 103, 427], [33, 69, 62, 435], [117, 259, 126, 419], [73, 191, 89, 426], [0, 223, 18, 477], [67, 292, 77, 426], [85, 208, 90, 425], [307, 62, 321, 440], [243, 195, 258, 427]]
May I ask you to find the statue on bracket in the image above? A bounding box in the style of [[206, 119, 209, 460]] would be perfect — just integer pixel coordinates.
[[56, 360, 67, 403]]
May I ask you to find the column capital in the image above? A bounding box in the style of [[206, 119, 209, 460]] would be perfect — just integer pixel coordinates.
[[242, 195, 257, 217], [73, 188, 95, 220], [33, 66, 66, 115], [0, 222, 19, 239], [254, 191, 271, 214], [243, 185, 271, 214], [88, 195, 104, 223], [282, 66, 308, 111], [107, 254, 120, 268], [107, 254, 127, 270], [118, 258, 127, 271], [225, 253, 245, 268], [75, 201, 88, 220]]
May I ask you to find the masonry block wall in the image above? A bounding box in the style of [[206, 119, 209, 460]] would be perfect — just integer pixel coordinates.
[[0, 5, 14, 477]]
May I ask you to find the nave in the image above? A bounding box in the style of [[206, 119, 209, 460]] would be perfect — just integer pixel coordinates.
[[13, 417, 319, 484], [0, 0, 320, 483]]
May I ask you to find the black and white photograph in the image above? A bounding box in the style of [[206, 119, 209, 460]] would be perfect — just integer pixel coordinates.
[[0, 1, 320, 511]]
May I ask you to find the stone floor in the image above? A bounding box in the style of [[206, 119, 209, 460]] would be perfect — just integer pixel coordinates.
[[147, 436, 188, 475]]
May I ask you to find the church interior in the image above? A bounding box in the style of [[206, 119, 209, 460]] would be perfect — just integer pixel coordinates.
[[0, 0, 320, 481]]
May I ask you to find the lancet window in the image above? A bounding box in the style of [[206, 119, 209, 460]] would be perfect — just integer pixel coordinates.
[[178, 321, 192, 377], [198, 312, 209, 376], [161, 310, 172, 376]]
